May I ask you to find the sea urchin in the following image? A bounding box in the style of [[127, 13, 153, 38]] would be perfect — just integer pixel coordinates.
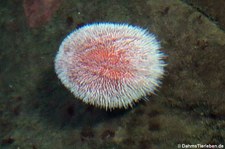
[[55, 22, 165, 110]]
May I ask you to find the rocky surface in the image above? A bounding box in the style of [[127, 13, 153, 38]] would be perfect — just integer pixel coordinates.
[[184, 0, 225, 30], [0, 0, 225, 149]]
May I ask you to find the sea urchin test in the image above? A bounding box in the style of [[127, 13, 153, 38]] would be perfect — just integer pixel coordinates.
[[55, 22, 165, 110]]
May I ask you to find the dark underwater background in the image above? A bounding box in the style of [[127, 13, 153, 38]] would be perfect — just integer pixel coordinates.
[[0, 0, 225, 148]]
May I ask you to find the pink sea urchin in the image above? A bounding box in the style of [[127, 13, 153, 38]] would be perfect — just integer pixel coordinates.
[[55, 22, 165, 110]]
